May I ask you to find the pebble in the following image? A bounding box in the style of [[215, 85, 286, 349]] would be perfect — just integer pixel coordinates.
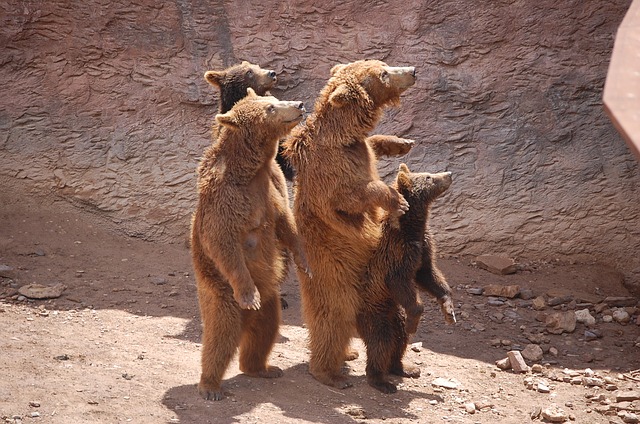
[[467, 287, 484, 295], [410, 342, 422, 352], [495, 357, 511, 370], [616, 391, 640, 402], [431, 377, 460, 389], [548, 295, 573, 307], [464, 402, 476, 414], [584, 329, 602, 341], [549, 347, 559, 356], [537, 382, 551, 393], [522, 344, 544, 362], [520, 288, 534, 300], [507, 350, 529, 373], [487, 298, 505, 306], [545, 311, 576, 334], [602, 315, 613, 323], [621, 412, 640, 424], [612, 309, 631, 324], [575, 308, 596, 326], [532, 296, 547, 310], [531, 364, 544, 373], [542, 405, 569, 422]]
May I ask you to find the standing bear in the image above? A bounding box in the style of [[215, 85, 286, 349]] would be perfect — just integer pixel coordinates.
[[205, 60, 296, 309], [357, 163, 455, 394], [191, 89, 308, 401], [283, 59, 417, 389]]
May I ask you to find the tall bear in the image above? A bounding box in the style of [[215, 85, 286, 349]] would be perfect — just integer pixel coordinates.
[[205, 61, 295, 309], [358, 164, 455, 393], [283, 59, 417, 389], [191, 90, 308, 401]]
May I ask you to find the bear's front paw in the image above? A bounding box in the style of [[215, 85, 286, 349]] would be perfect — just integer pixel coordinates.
[[235, 286, 261, 310], [387, 138, 415, 156], [438, 296, 456, 325]]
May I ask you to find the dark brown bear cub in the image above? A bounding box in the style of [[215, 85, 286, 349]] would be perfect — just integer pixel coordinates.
[[191, 89, 308, 401], [358, 163, 455, 394], [205, 61, 295, 181]]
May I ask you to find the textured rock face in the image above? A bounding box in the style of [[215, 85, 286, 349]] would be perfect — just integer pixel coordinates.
[[1, 0, 639, 272]]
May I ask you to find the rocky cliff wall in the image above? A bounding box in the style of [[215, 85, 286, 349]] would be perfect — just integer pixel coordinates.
[[1, 0, 638, 272]]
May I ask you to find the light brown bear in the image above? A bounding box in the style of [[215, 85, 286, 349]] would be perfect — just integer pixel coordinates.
[[283, 59, 417, 389], [204, 61, 294, 308], [191, 89, 308, 401], [357, 164, 455, 393]]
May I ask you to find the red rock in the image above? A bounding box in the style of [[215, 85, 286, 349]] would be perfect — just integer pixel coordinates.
[[507, 350, 529, 373], [475, 256, 517, 275]]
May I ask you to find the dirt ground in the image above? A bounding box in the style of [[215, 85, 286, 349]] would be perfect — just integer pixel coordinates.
[[1, 178, 639, 424]]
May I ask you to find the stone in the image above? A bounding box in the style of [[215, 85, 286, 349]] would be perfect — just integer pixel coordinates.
[[537, 382, 551, 393], [487, 297, 505, 306], [582, 377, 605, 387], [519, 289, 535, 300], [410, 342, 423, 352], [431, 377, 460, 389], [616, 391, 640, 402], [483, 284, 520, 298], [531, 364, 544, 373], [575, 308, 596, 325], [18, 283, 66, 299], [549, 347, 559, 356], [495, 357, 511, 370], [545, 311, 576, 334], [547, 288, 603, 305], [547, 295, 573, 307], [464, 402, 476, 414], [533, 296, 547, 310], [603, 315, 613, 323], [0, 264, 15, 279], [584, 329, 602, 341], [521, 344, 544, 362], [507, 350, 529, 373], [603, 296, 638, 307], [541, 405, 569, 422], [621, 412, 640, 424], [612, 309, 631, 323], [531, 406, 542, 419], [467, 287, 484, 295], [475, 255, 517, 275]]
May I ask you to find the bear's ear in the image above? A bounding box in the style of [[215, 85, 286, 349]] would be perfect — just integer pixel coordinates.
[[241, 60, 250, 66], [215, 111, 239, 129], [330, 63, 346, 76], [328, 84, 352, 108], [396, 166, 412, 189], [246, 87, 259, 98], [204, 70, 224, 87]]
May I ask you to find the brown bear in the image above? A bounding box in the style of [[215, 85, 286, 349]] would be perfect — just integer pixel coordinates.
[[357, 164, 455, 394], [191, 89, 308, 401], [205, 61, 296, 309], [205, 61, 296, 181], [283, 59, 417, 389]]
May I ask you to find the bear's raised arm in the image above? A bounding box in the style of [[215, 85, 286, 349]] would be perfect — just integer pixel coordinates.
[[365, 135, 414, 158]]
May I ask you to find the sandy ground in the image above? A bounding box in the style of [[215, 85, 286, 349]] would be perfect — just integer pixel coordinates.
[[1, 178, 639, 424]]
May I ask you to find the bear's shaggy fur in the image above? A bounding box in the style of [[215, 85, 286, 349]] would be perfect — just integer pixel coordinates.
[[357, 164, 455, 393], [191, 90, 308, 401], [283, 59, 417, 389]]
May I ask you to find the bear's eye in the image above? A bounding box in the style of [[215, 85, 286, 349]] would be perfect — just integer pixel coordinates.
[[380, 70, 389, 80], [246, 69, 254, 77], [267, 105, 276, 114]]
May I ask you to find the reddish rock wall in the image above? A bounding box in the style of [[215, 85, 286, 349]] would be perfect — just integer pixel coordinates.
[[1, 0, 639, 272]]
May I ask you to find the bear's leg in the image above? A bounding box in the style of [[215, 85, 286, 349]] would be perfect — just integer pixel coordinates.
[[387, 305, 421, 379], [198, 287, 242, 401], [238, 293, 283, 378], [306, 313, 354, 389], [414, 234, 456, 324], [356, 300, 399, 394]]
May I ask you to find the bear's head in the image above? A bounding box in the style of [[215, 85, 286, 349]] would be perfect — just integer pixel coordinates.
[[395, 163, 452, 206], [326, 59, 416, 109], [204, 61, 277, 112], [216, 88, 305, 144]]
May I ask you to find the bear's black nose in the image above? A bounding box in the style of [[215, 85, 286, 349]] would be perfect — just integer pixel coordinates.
[[268, 70, 276, 79]]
